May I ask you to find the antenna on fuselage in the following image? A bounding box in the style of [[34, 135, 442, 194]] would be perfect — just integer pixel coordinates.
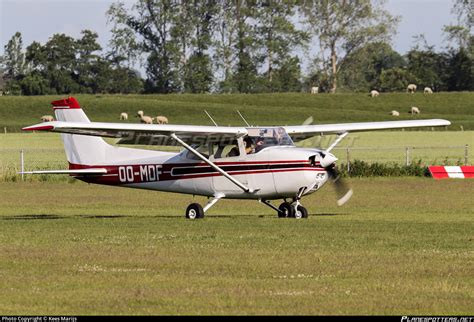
[[236, 110, 251, 127], [204, 110, 218, 127]]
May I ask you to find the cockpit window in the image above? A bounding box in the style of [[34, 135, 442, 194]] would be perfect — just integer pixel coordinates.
[[181, 127, 293, 159], [245, 127, 294, 154], [184, 140, 240, 160]]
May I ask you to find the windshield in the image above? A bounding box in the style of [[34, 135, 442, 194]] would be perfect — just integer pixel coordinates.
[[245, 127, 294, 153]]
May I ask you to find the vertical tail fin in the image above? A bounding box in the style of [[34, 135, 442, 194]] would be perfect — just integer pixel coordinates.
[[52, 97, 111, 166]]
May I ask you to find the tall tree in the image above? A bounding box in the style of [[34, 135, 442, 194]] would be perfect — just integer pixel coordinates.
[[108, 0, 181, 93], [255, 0, 308, 91], [406, 36, 444, 91], [43, 33, 79, 93], [76, 30, 103, 92], [233, 0, 259, 93], [182, 0, 218, 93], [106, 2, 142, 69], [3, 32, 26, 93], [302, 0, 398, 93], [214, 0, 239, 92], [339, 42, 405, 91]]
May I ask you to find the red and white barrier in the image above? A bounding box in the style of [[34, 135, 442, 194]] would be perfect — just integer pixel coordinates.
[[429, 166, 474, 179]]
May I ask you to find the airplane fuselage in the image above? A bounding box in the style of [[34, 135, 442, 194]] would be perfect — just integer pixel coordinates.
[[71, 146, 329, 200]]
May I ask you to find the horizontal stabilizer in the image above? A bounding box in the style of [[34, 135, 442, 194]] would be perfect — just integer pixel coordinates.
[[19, 168, 108, 175]]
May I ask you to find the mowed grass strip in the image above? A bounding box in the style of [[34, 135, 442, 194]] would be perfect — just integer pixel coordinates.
[[0, 178, 472, 315]]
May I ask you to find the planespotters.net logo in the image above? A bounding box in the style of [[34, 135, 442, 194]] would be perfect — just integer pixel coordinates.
[[402, 317, 474, 322]]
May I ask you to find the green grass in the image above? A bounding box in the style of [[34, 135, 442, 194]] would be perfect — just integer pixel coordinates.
[[0, 92, 473, 132], [0, 178, 472, 315]]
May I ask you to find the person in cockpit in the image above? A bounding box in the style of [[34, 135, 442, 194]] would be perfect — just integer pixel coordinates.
[[245, 137, 255, 154], [254, 136, 265, 153], [228, 136, 254, 157]]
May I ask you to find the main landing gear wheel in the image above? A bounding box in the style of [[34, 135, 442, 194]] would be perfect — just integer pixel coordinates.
[[185, 203, 204, 219], [278, 202, 294, 218]]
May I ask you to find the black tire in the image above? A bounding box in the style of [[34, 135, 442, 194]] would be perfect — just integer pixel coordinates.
[[278, 202, 294, 218], [185, 203, 204, 219], [294, 205, 308, 219]]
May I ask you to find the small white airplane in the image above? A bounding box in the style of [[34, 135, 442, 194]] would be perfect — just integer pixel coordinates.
[[22, 97, 450, 219]]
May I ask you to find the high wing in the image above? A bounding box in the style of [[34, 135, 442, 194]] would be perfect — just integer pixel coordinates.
[[284, 119, 451, 142], [23, 119, 451, 144], [23, 122, 248, 146]]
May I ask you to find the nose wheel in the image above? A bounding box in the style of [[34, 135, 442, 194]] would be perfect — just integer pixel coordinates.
[[293, 204, 308, 219], [279, 201, 308, 219]]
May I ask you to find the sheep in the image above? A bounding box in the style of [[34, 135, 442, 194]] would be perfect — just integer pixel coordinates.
[[407, 84, 417, 93], [40, 115, 54, 122], [136, 110, 154, 124], [119, 112, 128, 121], [390, 110, 400, 116], [155, 115, 169, 124], [410, 106, 420, 115], [370, 90, 379, 97], [310, 86, 319, 94], [424, 87, 433, 94]]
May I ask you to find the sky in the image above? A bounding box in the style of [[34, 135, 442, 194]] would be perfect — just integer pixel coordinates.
[[0, 0, 460, 64]]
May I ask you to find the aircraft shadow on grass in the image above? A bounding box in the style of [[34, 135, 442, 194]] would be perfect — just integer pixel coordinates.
[[2, 212, 348, 221]]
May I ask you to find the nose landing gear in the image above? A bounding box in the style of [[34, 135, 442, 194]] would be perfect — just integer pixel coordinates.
[[260, 198, 308, 219]]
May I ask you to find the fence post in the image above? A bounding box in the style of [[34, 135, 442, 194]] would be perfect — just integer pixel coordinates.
[[405, 147, 410, 166], [20, 149, 24, 181], [346, 148, 350, 173], [465, 144, 469, 165]]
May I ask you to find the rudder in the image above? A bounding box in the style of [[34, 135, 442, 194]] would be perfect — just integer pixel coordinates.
[[52, 97, 111, 166]]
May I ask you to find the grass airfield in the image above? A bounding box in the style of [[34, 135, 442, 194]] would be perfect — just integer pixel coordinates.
[[0, 178, 472, 315]]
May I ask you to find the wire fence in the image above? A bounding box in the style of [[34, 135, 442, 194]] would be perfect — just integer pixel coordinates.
[[332, 145, 470, 172], [0, 145, 469, 181]]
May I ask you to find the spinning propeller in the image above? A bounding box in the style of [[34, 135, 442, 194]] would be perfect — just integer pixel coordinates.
[[319, 152, 353, 206], [310, 131, 353, 206]]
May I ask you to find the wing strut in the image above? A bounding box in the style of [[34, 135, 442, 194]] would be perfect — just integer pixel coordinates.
[[325, 132, 348, 153], [170, 133, 255, 193]]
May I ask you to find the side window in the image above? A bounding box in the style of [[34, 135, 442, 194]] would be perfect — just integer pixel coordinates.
[[185, 144, 210, 160], [213, 141, 240, 159]]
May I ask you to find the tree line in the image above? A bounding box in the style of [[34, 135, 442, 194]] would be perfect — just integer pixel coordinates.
[[0, 0, 472, 96]]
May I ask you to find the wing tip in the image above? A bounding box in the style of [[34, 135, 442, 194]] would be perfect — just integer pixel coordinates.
[[22, 124, 55, 132]]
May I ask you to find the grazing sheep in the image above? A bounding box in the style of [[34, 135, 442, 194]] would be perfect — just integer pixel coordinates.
[[120, 112, 128, 120], [424, 87, 433, 94], [407, 84, 417, 93], [136, 110, 154, 124], [40, 115, 54, 122], [310, 86, 319, 94], [155, 115, 169, 124], [410, 106, 420, 115], [370, 90, 379, 97], [390, 110, 400, 116]]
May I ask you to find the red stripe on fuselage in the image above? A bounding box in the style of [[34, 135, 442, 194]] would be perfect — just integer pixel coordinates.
[[69, 161, 324, 185]]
